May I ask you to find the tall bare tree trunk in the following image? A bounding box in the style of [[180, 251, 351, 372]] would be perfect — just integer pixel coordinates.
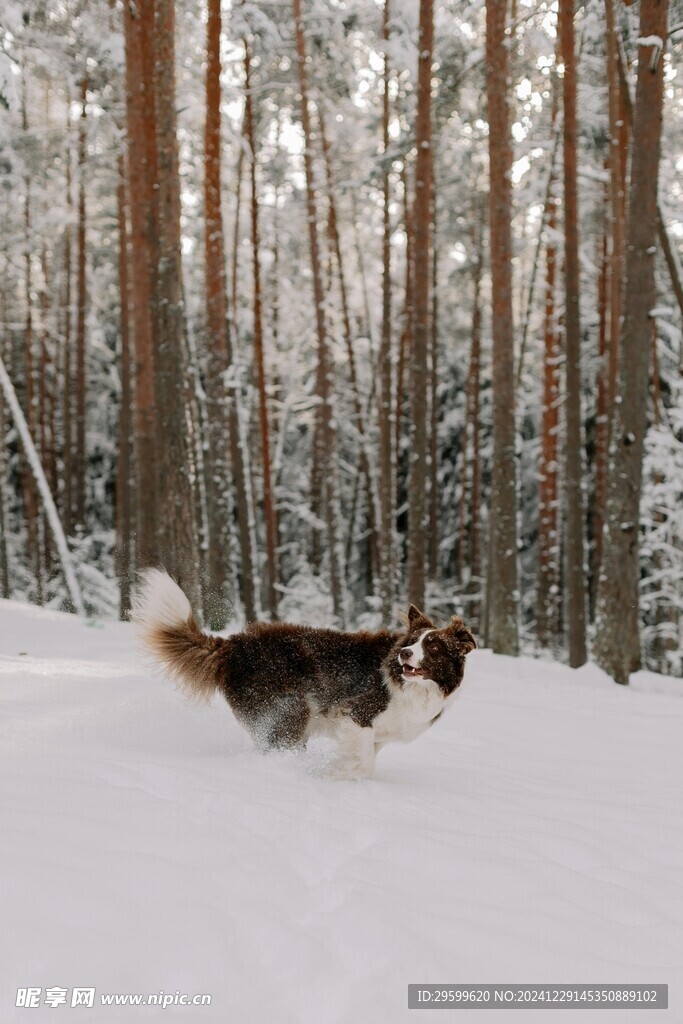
[[485, 0, 519, 654], [395, 166, 414, 466], [595, 0, 629, 595], [124, 0, 159, 569], [293, 0, 345, 625], [231, 146, 244, 329], [378, 0, 395, 622], [606, 0, 625, 411], [406, 0, 433, 609], [458, 217, 484, 632], [116, 157, 133, 619], [559, 0, 587, 667], [428, 174, 439, 582], [202, 0, 241, 624], [22, 81, 42, 601], [62, 110, 73, 537], [319, 112, 378, 587], [537, 181, 561, 649], [38, 250, 52, 578], [593, 215, 609, 616], [467, 238, 483, 632], [244, 37, 279, 620], [153, 0, 200, 609], [74, 76, 88, 532], [595, 6, 668, 684]]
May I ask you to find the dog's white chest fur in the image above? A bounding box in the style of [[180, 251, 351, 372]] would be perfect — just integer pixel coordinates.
[[374, 673, 451, 744]]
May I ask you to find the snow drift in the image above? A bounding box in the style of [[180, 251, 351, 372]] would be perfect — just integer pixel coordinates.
[[1, 598, 681, 1022]]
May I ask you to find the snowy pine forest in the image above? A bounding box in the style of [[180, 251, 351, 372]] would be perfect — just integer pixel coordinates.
[[0, 0, 682, 681]]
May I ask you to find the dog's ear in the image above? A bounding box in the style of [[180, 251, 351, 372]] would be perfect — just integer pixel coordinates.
[[408, 604, 422, 625], [449, 617, 477, 654], [408, 604, 432, 629]]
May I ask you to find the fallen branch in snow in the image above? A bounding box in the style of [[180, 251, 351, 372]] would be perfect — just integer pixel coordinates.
[[0, 354, 86, 616]]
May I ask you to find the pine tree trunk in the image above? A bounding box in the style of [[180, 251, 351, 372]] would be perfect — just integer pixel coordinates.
[[592, 217, 609, 618], [537, 181, 561, 649], [595, 5, 668, 684], [605, 0, 627, 429], [244, 37, 279, 620], [428, 176, 439, 582], [116, 157, 133, 619], [378, 0, 395, 623], [467, 236, 483, 632], [293, 0, 345, 625], [231, 146, 244, 328], [457, 224, 483, 603], [406, 0, 433, 610], [38, 250, 52, 577], [62, 108, 73, 537], [153, 0, 200, 610], [74, 76, 88, 532], [485, 0, 519, 654], [202, 0, 240, 625], [395, 166, 413, 466], [559, 0, 587, 667], [124, 0, 159, 570], [22, 81, 42, 601], [319, 112, 378, 584], [350, 189, 375, 345]]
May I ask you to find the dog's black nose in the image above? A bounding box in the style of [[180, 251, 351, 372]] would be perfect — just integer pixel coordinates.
[[399, 647, 412, 663]]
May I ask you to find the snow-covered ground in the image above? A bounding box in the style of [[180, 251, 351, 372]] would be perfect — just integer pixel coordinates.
[[1, 599, 681, 1023]]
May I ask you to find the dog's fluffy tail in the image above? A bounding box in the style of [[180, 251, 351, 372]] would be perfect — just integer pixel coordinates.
[[132, 569, 227, 702]]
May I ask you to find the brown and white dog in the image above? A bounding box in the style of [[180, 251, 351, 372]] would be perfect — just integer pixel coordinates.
[[133, 570, 476, 779]]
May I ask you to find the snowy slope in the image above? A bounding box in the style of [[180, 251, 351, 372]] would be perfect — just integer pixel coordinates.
[[1, 599, 681, 1024]]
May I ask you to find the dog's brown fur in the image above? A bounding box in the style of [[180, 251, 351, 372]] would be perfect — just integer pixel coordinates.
[[134, 570, 476, 775]]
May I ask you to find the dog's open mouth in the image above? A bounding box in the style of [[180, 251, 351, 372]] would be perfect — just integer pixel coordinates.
[[402, 665, 424, 678]]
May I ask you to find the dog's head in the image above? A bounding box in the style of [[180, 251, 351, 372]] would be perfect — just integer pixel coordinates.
[[384, 604, 476, 695]]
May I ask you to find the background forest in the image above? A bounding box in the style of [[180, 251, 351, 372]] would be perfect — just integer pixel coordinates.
[[0, 0, 681, 685]]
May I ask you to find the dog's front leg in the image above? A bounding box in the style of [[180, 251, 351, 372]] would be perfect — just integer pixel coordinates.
[[326, 720, 376, 780]]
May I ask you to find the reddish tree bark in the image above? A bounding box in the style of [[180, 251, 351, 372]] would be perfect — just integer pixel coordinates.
[[124, 0, 159, 569]]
